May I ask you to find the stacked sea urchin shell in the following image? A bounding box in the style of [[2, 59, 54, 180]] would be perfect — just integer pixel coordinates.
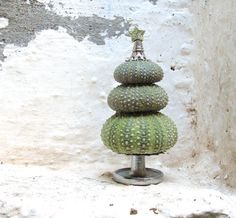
[[101, 27, 177, 156]]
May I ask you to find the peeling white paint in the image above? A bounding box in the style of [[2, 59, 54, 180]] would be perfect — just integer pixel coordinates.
[[0, 17, 9, 29]]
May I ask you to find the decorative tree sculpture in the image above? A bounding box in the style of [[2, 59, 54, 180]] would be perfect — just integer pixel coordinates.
[[101, 27, 178, 185]]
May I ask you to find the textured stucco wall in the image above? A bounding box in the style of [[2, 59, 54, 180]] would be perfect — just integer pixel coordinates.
[[192, 0, 236, 187], [0, 0, 195, 167], [1, 1, 236, 217]]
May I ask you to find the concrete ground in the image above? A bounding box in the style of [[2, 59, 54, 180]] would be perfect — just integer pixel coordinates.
[[0, 158, 235, 218]]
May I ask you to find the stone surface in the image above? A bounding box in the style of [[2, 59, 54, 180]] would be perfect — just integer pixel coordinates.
[[0, 163, 235, 218], [191, 0, 236, 187]]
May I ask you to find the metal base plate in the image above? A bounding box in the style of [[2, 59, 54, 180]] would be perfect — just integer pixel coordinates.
[[113, 168, 164, 186]]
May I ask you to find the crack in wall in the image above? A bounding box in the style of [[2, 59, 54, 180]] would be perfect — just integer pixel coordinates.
[[0, 0, 131, 61]]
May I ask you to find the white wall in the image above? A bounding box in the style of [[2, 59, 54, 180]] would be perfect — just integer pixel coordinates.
[[0, 0, 195, 167], [192, 0, 236, 187]]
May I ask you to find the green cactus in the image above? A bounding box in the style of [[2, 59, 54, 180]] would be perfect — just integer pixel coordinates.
[[101, 27, 177, 155]]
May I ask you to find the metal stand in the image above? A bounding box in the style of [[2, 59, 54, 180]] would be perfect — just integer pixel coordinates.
[[112, 155, 163, 186]]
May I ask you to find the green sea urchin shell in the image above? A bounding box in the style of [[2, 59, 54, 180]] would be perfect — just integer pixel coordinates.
[[108, 84, 168, 112], [101, 27, 178, 158], [101, 113, 177, 155], [114, 60, 163, 84]]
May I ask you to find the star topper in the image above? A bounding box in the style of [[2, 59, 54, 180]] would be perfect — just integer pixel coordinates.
[[129, 27, 145, 42]]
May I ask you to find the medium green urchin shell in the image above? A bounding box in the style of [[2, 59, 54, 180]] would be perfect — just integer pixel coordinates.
[[108, 84, 168, 112], [101, 112, 177, 155], [114, 60, 163, 84]]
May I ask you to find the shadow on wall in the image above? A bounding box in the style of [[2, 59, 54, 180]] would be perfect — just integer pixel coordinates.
[[191, 0, 236, 187]]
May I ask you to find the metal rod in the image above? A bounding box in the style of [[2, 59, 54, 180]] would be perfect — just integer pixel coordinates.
[[129, 40, 146, 60], [130, 155, 146, 177]]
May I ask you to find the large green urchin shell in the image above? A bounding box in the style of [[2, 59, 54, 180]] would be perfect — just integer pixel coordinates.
[[108, 84, 168, 112], [114, 60, 163, 84], [101, 112, 177, 155]]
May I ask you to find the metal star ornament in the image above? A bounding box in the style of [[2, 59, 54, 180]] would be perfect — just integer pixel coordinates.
[[129, 27, 145, 42]]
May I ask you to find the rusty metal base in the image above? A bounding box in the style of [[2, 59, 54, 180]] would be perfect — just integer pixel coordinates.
[[112, 167, 164, 186]]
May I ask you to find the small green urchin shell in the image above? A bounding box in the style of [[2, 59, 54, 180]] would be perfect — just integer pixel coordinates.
[[101, 112, 177, 155], [108, 84, 168, 112], [114, 60, 163, 84]]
